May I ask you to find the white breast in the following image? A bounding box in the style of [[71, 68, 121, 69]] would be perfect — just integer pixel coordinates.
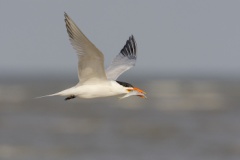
[[62, 81, 128, 99]]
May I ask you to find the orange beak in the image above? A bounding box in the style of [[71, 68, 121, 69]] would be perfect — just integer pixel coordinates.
[[133, 87, 146, 94]]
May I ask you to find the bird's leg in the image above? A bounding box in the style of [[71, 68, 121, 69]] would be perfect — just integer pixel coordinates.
[[65, 95, 76, 100]]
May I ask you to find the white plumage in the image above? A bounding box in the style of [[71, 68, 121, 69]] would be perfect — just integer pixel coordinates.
[[37, 13, 146, 100]]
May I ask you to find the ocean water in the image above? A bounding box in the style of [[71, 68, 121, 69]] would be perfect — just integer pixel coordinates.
[[0, 77, 240, 160]]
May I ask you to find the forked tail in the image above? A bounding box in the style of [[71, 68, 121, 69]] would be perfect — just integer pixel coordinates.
[[35, 87, 76, 100], [34, 93, 59, 99]]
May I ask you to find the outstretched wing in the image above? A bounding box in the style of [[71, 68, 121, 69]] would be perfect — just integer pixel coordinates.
[[64, 13, 107, 84], [106, 35, 137, 80]]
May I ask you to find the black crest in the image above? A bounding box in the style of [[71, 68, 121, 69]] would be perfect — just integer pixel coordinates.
[[116, 81, 134, 88]]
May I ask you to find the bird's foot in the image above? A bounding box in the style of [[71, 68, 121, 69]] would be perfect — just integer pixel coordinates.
[[65, 95, 76, 100]]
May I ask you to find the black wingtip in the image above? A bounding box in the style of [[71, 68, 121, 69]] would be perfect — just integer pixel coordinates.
[[64, 12, 70, 21], [120, 35, 137, 58], [64, 12, 68, 17], [64, 12, 68, 23]]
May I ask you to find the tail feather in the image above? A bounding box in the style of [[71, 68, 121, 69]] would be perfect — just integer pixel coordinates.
[[34, 93, 59, 99], [35, 87, 75, 99]]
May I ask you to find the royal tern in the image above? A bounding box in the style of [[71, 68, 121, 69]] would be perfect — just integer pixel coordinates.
[[38, 13, 146, 100]]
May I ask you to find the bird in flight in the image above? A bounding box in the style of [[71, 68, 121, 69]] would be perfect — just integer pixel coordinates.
[[38, 13, 146, 100]]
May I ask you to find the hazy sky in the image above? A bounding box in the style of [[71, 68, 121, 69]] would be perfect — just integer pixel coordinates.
[[1, 0, 240, 78]]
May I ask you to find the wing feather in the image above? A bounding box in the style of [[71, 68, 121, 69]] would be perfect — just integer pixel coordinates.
[[106, 35, 137, 80], [64, 13, 107, 84]]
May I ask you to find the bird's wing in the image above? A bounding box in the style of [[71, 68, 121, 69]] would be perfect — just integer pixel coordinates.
[[106, 35, 137, 80], [64, 13, 107, 84]]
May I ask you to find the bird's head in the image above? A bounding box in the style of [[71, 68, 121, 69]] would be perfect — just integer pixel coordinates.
[[116, 81, 146, 99]]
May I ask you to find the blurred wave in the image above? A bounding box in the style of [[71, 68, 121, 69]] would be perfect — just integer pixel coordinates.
[[0, 75, 240, 160]]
